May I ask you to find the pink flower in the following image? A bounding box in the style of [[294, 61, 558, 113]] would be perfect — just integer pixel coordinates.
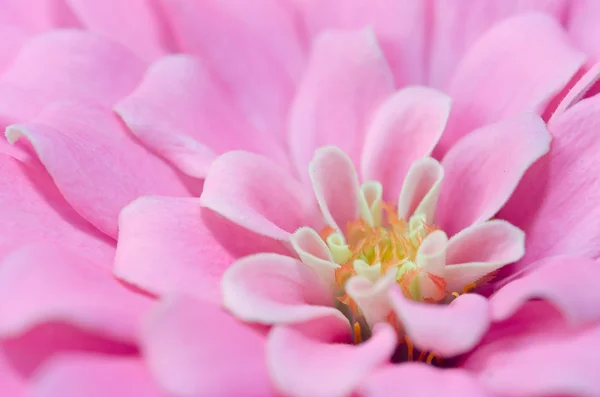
[[1, 1, 600, 397]]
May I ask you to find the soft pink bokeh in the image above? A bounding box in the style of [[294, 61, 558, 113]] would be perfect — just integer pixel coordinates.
[[1, 1, 600, 396]]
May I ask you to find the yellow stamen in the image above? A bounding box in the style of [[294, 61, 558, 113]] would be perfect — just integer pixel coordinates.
[[404, 335, 414, 361], [451, 291, 460, 298], [426, 352, 437, 365], [353, 322, 362, 344]]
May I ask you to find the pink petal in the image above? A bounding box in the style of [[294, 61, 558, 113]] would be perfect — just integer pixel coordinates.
[[0, 352, 24, 397], [30, 355, 162, 397], [6, 101, 193, 238], [158, 0, 304, 145], [222, 253, 346, 325], [200, 151, 316, 242], [290, 227, 338, 284], [66, 0, 168, 61], [550, 61, 600, 119], [142, 295, 276, 397], [361, 87, 451, 201], [115, 55, 289, 178], [477, 322, 600, 397], [293, 0, 428, 85], [491, 255, 600, 326], [289, 28, 395, 178], [268, 321, 396, 397], [499, 94, 600, 265], [346, 270, 396, 326], [389, 287, 490, 357], [0, 30, 145, 113], [0, 25, 28, 75], [358, 363, 491, 397], [0, 0, 80, 32], [0, 154, 114, 267], [114, 196, 234, 304], [568, 0, 600, 62], [444, 220, 525, 293], [0, 244, 152, 342], [434, 13, 584, 157], [2, 322, 136, 378], [427, 1, 570, 88], [437, 113, 550, 235], [397, 157, 444, 223], [310, 146, 360, 232]]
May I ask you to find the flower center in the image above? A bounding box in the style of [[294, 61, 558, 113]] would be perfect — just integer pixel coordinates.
[[321, 202, 448, 306]]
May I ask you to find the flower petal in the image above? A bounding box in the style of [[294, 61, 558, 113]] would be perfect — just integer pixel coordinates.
[[389, 287, 490, 357], [115, 54, 288, 178], [65, 0, 167, 61], [443, 220, 525, 293], [434, 13, 584, 156], [397, 157, 444, 223], [222, 253, 346, 325], [0, 352, 24, 397], [499, 94, 600, 265], [290, 227, 338, 285], [0, 0, 80, 32], [268, 321, 396, 397], [2, 322, 136, 379], [358, 363, 491, 397], [0, 24, 28, 75], [437, 113, 550, 235], [6, 101, 193, 238], [142, 295, 276, 397], [158, 0, 304, 144], [550, 62, 600, 119], [427, 1, 571, 88], [289, 28, 395, 178], [310, 146, 361, 232], [568, 0, 600, 62], [114, 196, 235, 304], [0, 244, 152, 342], [294, 0, 428, 85], [477, 323, 600, 397], [361, 87, 451, 201], [491, 255, 600, 326], [30, 355, 162, 397], [0, 30, 145, 113], [0, 154, 114, 266], [200, 151, 316, 242], [346, 270, 396, 326]]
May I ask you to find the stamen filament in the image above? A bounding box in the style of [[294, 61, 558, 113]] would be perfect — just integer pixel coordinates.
[[426, 352, 437, 365], [353, 322, 362, 344], [404, 335, 413, 361], [417, 351, 426, 362]]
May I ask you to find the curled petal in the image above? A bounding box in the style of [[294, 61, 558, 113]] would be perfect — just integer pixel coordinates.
[[310, 146, 361, 232], [290, 227, 338, 285], [491, 255, 600, 326], [268, 321, 396, 397], [346, 270, 396, 326], [444, 220, 525, 293], [397, 157, 444, 223], [200, 151, 316, 241], [222, 253, 345, 325], [389, 287, 490, 357]]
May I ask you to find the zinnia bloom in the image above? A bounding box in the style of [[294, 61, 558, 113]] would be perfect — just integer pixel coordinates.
[[2, 1, 600, 397]]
